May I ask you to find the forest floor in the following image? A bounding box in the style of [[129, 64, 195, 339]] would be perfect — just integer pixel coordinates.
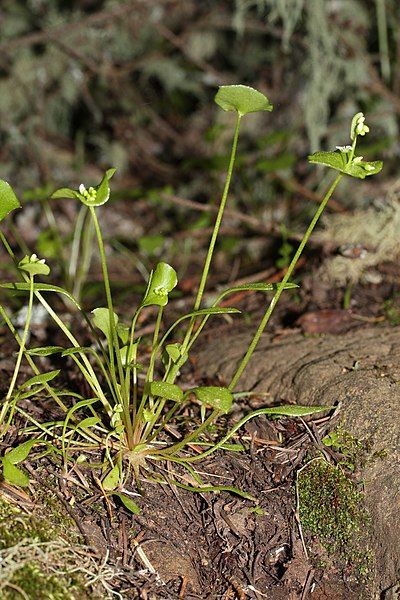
[[0, 190, 399, 599]]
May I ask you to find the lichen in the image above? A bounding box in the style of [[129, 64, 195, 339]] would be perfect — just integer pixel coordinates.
[[0, 495, 103, 599]]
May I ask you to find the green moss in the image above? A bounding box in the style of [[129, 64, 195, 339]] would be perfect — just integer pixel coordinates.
[[321, 427, 369, 471], [3, 563, 90, 600], [298, 459, 371, 573], [0, 497, 93, 599]]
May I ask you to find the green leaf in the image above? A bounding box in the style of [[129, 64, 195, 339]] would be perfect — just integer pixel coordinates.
[[51, 169, 116, 206], [0, 180, 21, 222], [145, 381, 183, 403], [5, 440, 40, 464], [218, 282, 298, 298], [1, 457, 29, 487], [19, 370, 60, 390], [116, 322, 130, 345], [90, 171, 111, 206], [0, 282, 81, 309], [51, 187, 80, 199], [191, 386, 233, 414], [119, 344, 139, 367], [102, 463, 120, 491], [61, 347, 93, 357], [165, 343, 182, 363], [26, 346, 64, 356], [142, 262, 178, 307], [75, 417, 100, 429], [112, 492, 141, 514], [92, 307, 118, 340], [215, 85, 273, 116], [308, 151, 383, 179], [18, 256, 50, 277], [262, 405, 330, 417], [169, 308, 241, 329]]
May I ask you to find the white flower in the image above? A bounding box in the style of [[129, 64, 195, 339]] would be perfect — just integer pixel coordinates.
[[79, 183, 86, 195], [336, 145, 352, 152], [356, 115, 369, 136]]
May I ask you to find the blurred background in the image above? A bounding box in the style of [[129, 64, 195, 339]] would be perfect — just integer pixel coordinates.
[[0, 0, 399, 326]]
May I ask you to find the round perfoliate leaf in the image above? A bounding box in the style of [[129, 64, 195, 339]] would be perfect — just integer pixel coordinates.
[[308, 151, 383, 180], [0, 180, 21, 222], [142, 262, 178, 307], [191, 386, 233, 414], [51, 168, 116, 207], [18, 254, 50, 276], [215, 85, 273, 116], [102, 463, 120, 491]]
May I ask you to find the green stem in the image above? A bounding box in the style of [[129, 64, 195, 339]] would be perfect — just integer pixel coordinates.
[[229, 173, 343, 391], [156, 408, 220, 457], [180, 113, 242, 353], [35, 292, 113, 416], [0, 305, 69, 414], [6, 274, 34, 400], [0, 231, 109, 411], [146, 306, 163, 385], [89, 207, 133, 443]]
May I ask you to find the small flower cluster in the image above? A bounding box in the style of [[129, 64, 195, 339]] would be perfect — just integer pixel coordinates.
[[18, 254, 50, 276], [79, 184, 97, 202]]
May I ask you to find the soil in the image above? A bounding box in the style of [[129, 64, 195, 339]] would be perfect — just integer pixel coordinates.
[[3, 320, 395, 599], [1, 208, 399, 598]]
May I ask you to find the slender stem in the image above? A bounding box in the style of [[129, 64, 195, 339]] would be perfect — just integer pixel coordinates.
[[34, 292, 113, 415], [180, 113, 242, 352], [145, 306, 163, 385], [6, 274, 34, 399], [89, 207, 133, 443], [229, 173, 344, 391], [156, 408, 220, 457], [0, 305, 68, 413], [0, 230, 115, 416]]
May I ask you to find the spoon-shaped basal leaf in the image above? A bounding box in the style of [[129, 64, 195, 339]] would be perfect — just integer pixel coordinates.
[[18, 370, 60, 390], [0, 180, 21, 222], [102, 463, 120, 491], [191, 386, 233, 414], [26, 346, 65, 356], [144, 381, 184, 403], [92, 307, 118, 340], [308, 151, 383, 179], [5, 439, 42, 464], [0, 282, 82, 309], [111, 492, 141, 515], [142, 262, 178, 307], [215, 85, 273, 116], [1, 457, 29, 487]]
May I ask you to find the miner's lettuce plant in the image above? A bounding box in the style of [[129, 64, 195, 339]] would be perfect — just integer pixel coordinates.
[[0, 87, 382, 503]]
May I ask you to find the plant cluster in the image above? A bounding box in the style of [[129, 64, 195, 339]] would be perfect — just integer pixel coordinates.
[[0, 86, 382, 508]]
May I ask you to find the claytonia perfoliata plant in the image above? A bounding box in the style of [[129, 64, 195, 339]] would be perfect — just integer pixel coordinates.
[[0, 86, 382, 508]]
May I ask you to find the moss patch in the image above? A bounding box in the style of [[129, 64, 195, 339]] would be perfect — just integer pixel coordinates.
[[0, 496, 96, 599], [298, 459, 371, 575]]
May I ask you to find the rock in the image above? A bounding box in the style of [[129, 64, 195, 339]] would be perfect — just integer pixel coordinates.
[[196, 325, 400, 596]]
